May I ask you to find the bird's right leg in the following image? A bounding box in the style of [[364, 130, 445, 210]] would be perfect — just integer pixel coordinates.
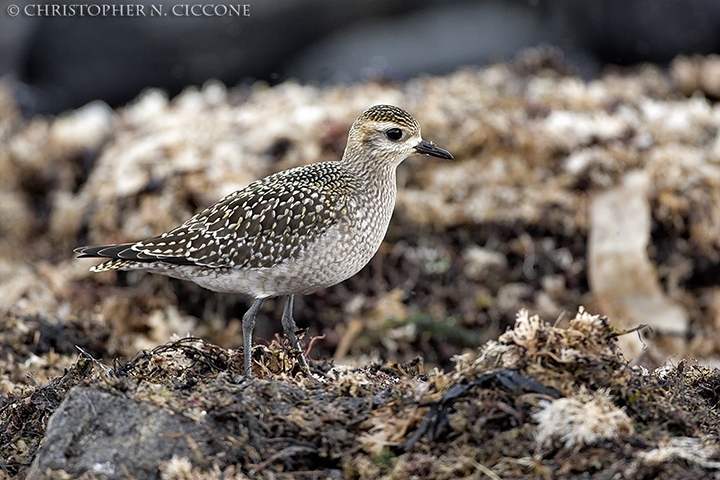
[[281, 295, 311, 372], [242, 298, 264, 377]]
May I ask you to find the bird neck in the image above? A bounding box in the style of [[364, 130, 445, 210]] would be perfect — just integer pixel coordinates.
[[341, 144, 397, 186]]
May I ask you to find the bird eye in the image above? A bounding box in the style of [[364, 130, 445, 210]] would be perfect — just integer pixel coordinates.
[[385, 128, 403, 141]]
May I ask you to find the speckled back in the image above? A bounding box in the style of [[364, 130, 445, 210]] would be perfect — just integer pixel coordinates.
[[130, 162, 360, 269]]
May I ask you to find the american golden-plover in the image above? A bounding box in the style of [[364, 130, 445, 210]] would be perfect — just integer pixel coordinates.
[[75, 105, 453, 376]]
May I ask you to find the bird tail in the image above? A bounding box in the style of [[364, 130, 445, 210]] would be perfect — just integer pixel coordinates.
[[74, 243, 142, 272], [74, 243, 136, 259]]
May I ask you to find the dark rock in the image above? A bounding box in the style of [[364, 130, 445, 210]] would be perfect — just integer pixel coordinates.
[[8, 0, 422, 114], [5, 0, 720, 114]]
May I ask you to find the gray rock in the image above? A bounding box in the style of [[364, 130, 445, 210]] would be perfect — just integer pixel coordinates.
[[27, 387, 214, 479]]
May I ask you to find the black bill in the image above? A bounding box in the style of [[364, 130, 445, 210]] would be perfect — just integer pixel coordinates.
[[413, 140, 453, 159]]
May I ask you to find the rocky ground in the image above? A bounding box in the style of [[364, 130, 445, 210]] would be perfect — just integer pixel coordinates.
[[2, 49, 720, 478]]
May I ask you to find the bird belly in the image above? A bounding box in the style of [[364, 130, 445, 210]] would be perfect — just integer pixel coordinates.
[[188, 216, 388, 297], [255, 220, 387, 296]]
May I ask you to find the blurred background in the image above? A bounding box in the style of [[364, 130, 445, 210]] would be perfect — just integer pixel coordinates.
[[2, 0, 720, 115], [3, 0, 720, 378]]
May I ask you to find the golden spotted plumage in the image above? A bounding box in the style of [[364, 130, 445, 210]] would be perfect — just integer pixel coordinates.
[[75, 104, 453, 376]]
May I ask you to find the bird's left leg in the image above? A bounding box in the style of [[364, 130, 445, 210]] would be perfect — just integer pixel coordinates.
[[242, 298, 264, 377]]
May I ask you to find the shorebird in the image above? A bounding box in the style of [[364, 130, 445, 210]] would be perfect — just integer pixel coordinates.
[[75, 104, 453, 376]]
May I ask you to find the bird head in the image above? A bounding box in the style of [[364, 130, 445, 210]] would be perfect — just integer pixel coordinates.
[[343, 105, 453, 170]]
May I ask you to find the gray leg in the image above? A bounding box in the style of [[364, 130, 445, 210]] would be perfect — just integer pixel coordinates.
[[281, 295, 310, 371], [242, 298, 264, 377]]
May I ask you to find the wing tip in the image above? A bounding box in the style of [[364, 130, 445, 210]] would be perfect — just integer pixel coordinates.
[[88, 258, 142, 272]]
